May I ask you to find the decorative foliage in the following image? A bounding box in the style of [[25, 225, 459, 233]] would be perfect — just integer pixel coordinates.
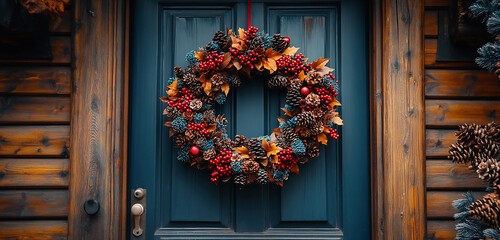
[[450, 122, 500, 239], [19, 0, 69, 15], [160, 27, 342, 186]]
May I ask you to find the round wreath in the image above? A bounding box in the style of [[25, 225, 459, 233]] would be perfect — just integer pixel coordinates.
[[161, 26, 343, 186]]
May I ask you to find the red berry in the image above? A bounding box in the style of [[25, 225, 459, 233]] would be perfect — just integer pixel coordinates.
[[283, 36, 290, 44], [190, 146, 200, 155], [301, 86, 310, 95]]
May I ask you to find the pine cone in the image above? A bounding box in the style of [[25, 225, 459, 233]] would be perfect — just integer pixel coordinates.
[[249, 37, 264, 50], [256, 168, 270, 184], [477, 137, 500, 158], [457, 123, 480, 147], [296, 112, 315, 127], [189, 99, 203, 111], [233, 135, 249, 147], [203, 149, 216, 161], [305, 93, 320, 107], [165, 107, 181, 119], [212, 31, 230, 51], [268, 74, 288, 88], [174, 66, 184, 79], [275, 135, 289, 149], [247, 139, 267, 160], [486, 122, 500, 142], [286, 82, 302, 107], [211, 73, 225, 89], [234, 174, 247, 185], [282, 127, 299, 142], [307, 144, 320, 158], [448, 143, 476, 164], [477, 158, 500, 185], [203, 110, 216, 124], [183, 73, 204, 96], [468, 191, 500, 228], [175, 135, 188, 148], [271, 34, 288, 52], [305, 72, 322, 85], [309, 121, 324, 136], [241, 160, 259, 173]]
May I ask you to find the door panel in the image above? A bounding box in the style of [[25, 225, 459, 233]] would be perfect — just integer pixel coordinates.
[[130, 1, 368, 239]]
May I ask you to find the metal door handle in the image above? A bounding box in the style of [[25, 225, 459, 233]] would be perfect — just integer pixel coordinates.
[[131, 203, 144, 237]]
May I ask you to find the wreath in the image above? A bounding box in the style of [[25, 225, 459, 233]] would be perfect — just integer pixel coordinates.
[[161, 26, 343, 186]]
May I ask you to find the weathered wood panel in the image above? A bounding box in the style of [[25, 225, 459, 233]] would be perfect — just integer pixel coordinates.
[[427, 220, 456, 240], [427, 160, 487, 189], [0, 36, 71, 64], [0, 96, 70, 123], [424, 0, 451, 7], [0, 67, 71, 94], [0, 159, 69, 187], [49, 10, 72, 33], [427, 191, 485, 218], [425, 11, 438, 37], [425, 70, 500, 97], [426, 100, 500, 126], [426, 129, 456, 157], [0, 190, 68, 217], [0, 126, 70, 156], [0, 220, 67, 240], [425, 38, 477, 68]]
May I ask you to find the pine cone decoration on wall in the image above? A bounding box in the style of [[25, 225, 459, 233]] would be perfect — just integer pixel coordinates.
[[468, 191, 500, 228], [282, 127, 299, 142], [211, 73, 225, 89], [233, 135, 249, 147], [241, 160, 259, 173], [271, 34, 288, 52], [307, 144, 320, 158], [256, 168, 270, 184], [286, 83, 302, 107], [477, 158, 500, 185], [234, 174, 247, 185], [457, 123, 480, 147], [176, 135, 188, 148], [165, 107, 181, 119], [305, 93, 321, 107], [449, 143, 476, 164], [183, 73, 204, 96], [247, 139, 267, 160], [296, 112, 315, 127], [203, 149, 216, 161], [249, 37, 264, 50], [486, 122, 500, 141], [268, 74, 288, 88], [305, 72, 322, 85], [189, 99, 203, 111], [174, 66, 184, 78], [212, 31, 230, 51]]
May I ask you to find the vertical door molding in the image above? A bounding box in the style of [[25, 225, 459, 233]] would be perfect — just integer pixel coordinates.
[[69, 0, 128, 239], [371, 0, 426, 239]]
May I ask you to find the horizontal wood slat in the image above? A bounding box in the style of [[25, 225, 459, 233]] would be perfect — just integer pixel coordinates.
[[425, 69, 500, 97], [0, 190, 68, 217], [425, 0, 451, 7], [0, 126, 70, 156], [0, 96, 70, 123], [427, 191, 485, 218], [425, 38, 477, 68], [0, 36, 71, 64], [0, 159, 69, 187], [0, 220, 67, 239], [427, 160, 487, 189], [426, 100, 500, 126], [426, 129, 456, 157], [425, 11, 438, 37], [427, 220, 456, 240], [0, 67, 71, 94]]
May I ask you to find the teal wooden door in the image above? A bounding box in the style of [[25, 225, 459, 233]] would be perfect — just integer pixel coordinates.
[[129, 0, 369, 239]]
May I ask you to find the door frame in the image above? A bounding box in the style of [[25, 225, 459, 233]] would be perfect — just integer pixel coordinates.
[[69, 0, 425, 239]]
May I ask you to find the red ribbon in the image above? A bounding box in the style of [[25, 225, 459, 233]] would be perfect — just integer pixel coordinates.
[[247, 0, 251, 28]]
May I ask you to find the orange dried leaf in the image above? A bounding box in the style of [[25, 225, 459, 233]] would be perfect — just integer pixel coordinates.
[[311, 57, 330, 70], [233, 59, 243, 70], [282, 46, 299, 55], [318, 133, 328, 145], [260, 158, 269, 167], [221, 83, 230, 96], [263, 59, 277, 73], [271, 155, 279, 164], [333, 116, 343, 126], [206, 124, 217, 132], [203, 80, 212, 95], [262, 139, 282, 157], [329, 98, 341, 107], [281, 107, 294, 117], [195, 51, 204, 61], [238, 27, 246, 38], [221, 52, 232, 69], [291, 164, 299, 175], [272, 128, 282, 135], [298, 71, 306, 81]]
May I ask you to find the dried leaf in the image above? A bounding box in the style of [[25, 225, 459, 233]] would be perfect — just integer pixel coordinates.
[[221, 52, 232, 69], [263, 59, 277, 73], [277, 116, 287, 124], [231, 35, 246, 50], [233, 59, 242, 70], [333, 116, 343, 126], [282, 46, 299, 55], [313, 66, 334, 77], [238, 27, 246, 39], [291, 164, 299, 175], [221, 83, 230, 96], [265, 48, 283, 60], [318, 133, 328, 145], [262, 139, 282, 157], [298, 71, 306, 81], [272, 128, 282, 135], [329, 98, 341, 107], [166, 78, 179, 96], [206, 124, 217, 132], [281, 107, 295, 117], [260, 158, 269, 167], [234, 147, 250, 159], [195, 51, 204, 61], [311, 57, 330, 70], [276, 181, 284, 187], [169, 128, 176, 137], [203, 80, 212, 95], [271, 155, 279, 164], [159, 97, 169, 103]]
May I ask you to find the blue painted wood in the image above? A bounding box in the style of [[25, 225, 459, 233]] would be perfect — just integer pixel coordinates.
[[129, 1, 369, 239]]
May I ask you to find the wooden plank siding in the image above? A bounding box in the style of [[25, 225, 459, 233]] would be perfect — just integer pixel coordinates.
[[424, 0, 500, 239], [0, 4, 73, 239]]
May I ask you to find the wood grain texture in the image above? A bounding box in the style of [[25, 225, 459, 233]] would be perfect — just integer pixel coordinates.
[[425, 38, 477, 68], [377, 0, 426, 238], [0, 96, 70, 123], [49, 9, 72, 33], [425, 10, 438, 37], [70, 0, 128, 239], [0, 220, 67, 240], [427, 220, 456, 240], [427, 160, 487, 189], [426, 129, 456, 157], [0, 159, 69, 187], [0, 36, 71, 64], [0, 67, 71, 94], [0, 126, 70, 156], [425, 0, 451, 7], [425, 69, 500, 97], [426, 100, 500, 126], [427, 191, 485, 218], [0, 190, 68, 217]]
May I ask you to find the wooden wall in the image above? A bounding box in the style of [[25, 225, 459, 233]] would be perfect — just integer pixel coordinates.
[[424, 0, 500, 239], [0, 7, 72, 240]]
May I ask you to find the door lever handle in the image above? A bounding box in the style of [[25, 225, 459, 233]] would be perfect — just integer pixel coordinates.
[[131, 203, 144, 237]]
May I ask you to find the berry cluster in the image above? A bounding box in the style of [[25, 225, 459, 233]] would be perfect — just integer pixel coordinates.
[[199, 51, 225, 74], [238, 50, 260, 69], [276, 53, 310, 77], [187, 122, 210, 138], [209, 149, 233, 182], [167, 88, 194, 112], [327, 127, 340, 139], [314, 86, 337, 104], [277, 147, 298, 170], [244, 26, 259, 39]]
